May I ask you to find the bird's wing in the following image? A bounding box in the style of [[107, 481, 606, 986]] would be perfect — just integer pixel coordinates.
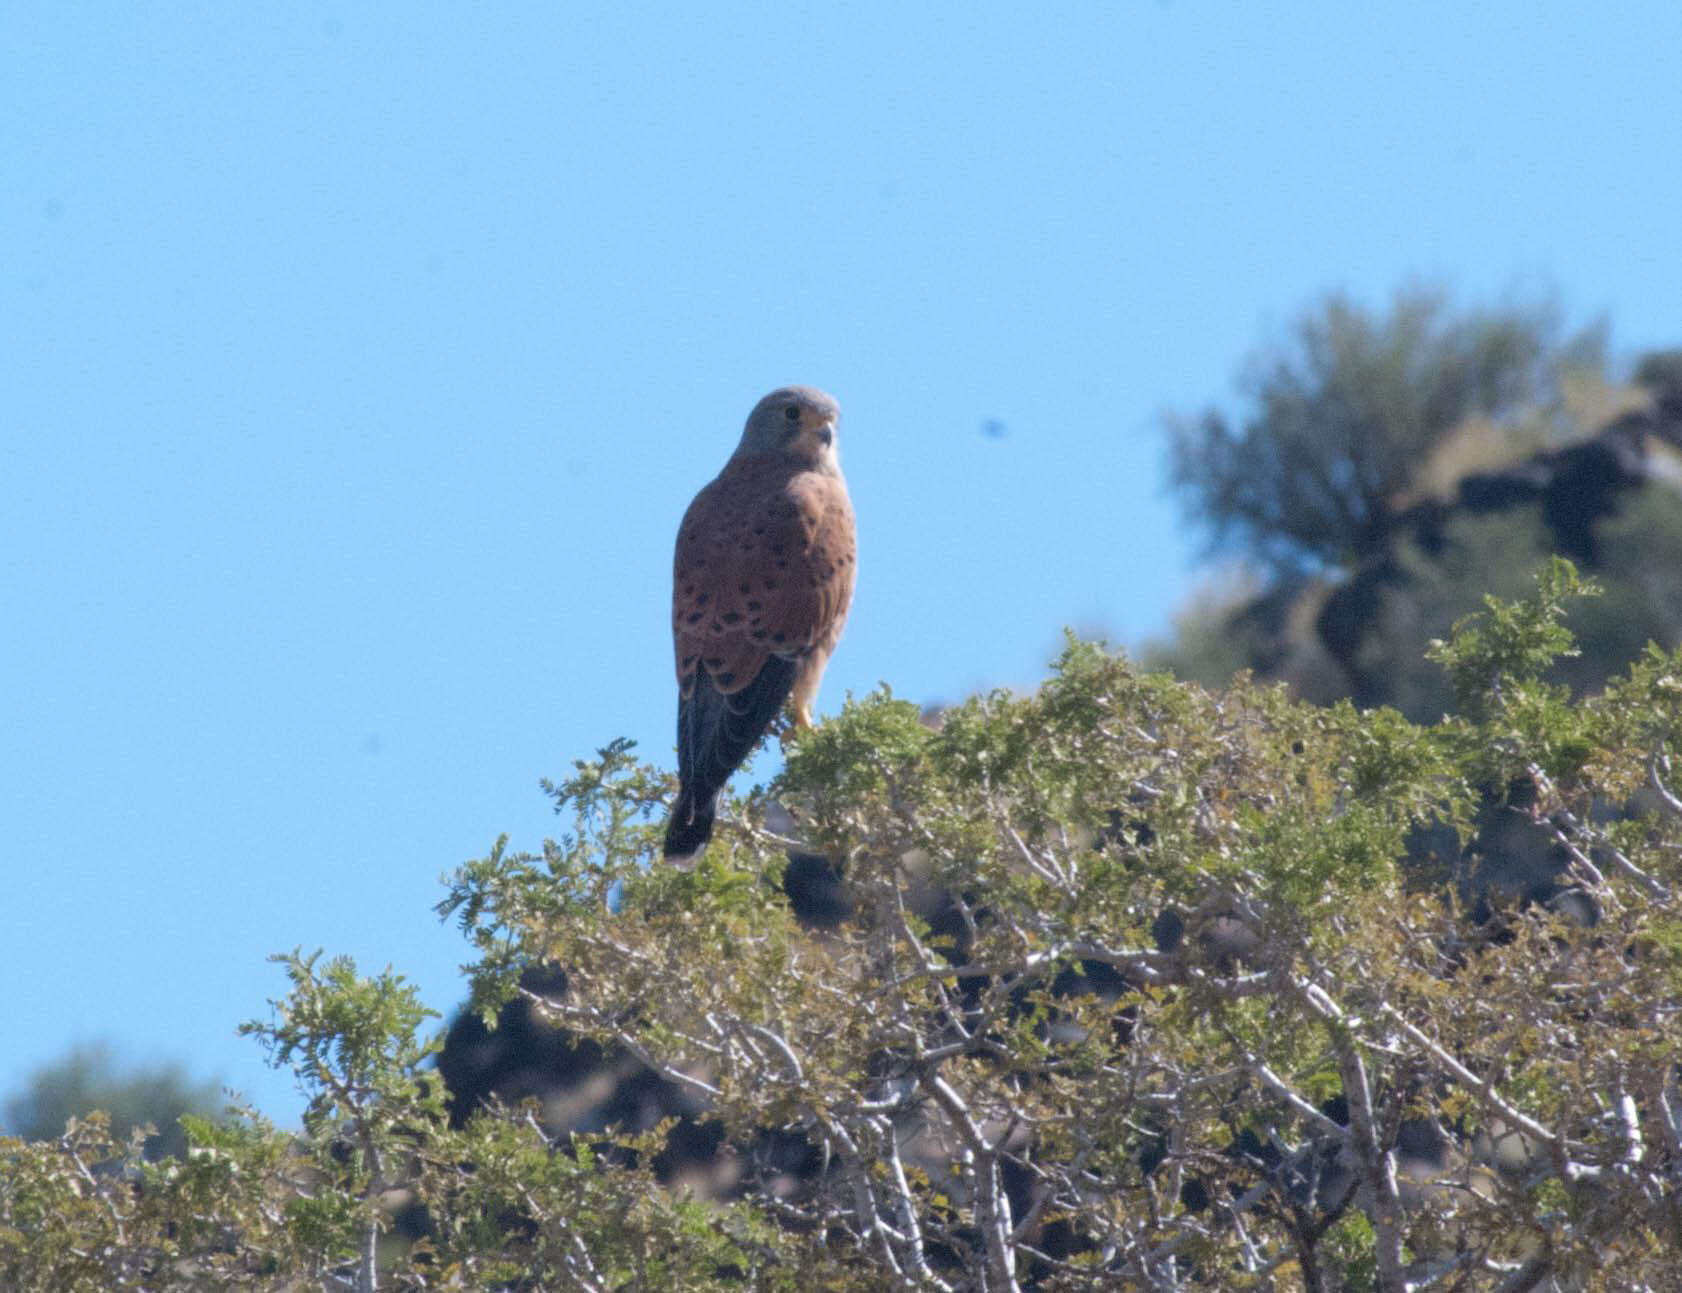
[[672, 462, 856, 696]]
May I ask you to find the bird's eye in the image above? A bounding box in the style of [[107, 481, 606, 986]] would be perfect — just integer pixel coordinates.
[[783, 406, 801, 423]]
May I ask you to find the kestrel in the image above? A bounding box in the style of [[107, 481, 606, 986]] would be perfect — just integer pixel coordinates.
[[663, 386, 857, 863]]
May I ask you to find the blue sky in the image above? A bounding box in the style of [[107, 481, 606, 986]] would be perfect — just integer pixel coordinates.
[[5, 2, 1679, 1123]]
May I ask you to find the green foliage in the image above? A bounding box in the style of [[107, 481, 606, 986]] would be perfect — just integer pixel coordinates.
[[1165, 287, 1570, 574], [1425, 557, 1596, 717], [1152, 288, 1682, 725], [1, 1043, 222, 1162], [6, 570, 1682, 1290], [1634, 347, 1682, 397], [242, 951, 440, 1122], [439, 737, 672, 1022]]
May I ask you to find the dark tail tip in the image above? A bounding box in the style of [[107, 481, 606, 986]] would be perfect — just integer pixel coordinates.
[[662, 792, 717, 863]]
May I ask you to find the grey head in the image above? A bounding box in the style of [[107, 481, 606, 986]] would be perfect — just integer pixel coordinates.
[[734, 385, 842, 468]]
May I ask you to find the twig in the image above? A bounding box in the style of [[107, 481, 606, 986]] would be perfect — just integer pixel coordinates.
[[1243, 1055, 1350, 1140], [1651, 754, 1682, 823], [819, 1115, 920, 1289], [886, 1120, 954, 1291], [1493, 1252, 1552, 1293], [358, 1218, 378, 1293], [1001, 819, 1069, 890], [1325, 1017, 1405, 1292], [1653, 1080, 1682, 1169], [742, 1021, 804, 1083], [1374, 1003, 1558, 1150], [926, 1074, 1021, 1293], [1616, 1090, 1644, 1169], [1529, 763, 1668, 900]]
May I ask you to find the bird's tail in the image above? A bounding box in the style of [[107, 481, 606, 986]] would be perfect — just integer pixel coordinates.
[[664, 658, 799, 866], [662, 788, 718, 865]]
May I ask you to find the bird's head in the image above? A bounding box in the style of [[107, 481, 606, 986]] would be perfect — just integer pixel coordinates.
[[736, 385, 842, 470]]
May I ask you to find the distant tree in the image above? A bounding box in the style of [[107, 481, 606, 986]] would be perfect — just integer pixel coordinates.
[[2, 1042, 221, 1161], [1635, 347, 1682, 411], [1156, 289, 1682, 715], [1165, 287, 1573, 574]]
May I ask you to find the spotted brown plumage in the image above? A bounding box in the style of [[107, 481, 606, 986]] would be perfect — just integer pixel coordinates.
[[664, 386, 856, 863]]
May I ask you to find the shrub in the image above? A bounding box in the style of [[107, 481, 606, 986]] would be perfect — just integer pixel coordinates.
[[6, 562, 1679, 1291]]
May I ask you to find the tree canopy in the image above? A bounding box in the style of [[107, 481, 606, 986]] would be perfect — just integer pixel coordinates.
[[5, 563, 1681, 1291], [1165, 288, 1576, 575], [1155, 290, 1682, 718], [2, 1045, 222, 1164]]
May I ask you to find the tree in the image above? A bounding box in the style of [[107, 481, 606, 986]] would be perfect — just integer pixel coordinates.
[[1155, 290, 1682, 715], [1165, 287, 1572, 575], [2, 1044, 222, 1162], [1634, 348, 1682, 408], [4, 563, 1680, 1290]]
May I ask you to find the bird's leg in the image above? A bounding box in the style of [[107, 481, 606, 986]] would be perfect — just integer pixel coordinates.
[[781, 654, 827, 747], [778, 704, 813, 750]]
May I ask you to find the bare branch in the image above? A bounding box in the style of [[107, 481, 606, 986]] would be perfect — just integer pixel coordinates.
[[885, 1121, 955, 1292], [1617, 1090, 1644, 1170], [742, 1021, 804, 1084], [1530, 763, 1669, 900], [1323, 1012, 1406, 1292], [1651, 754, 1682, 823], [1654, 1080, 1682, 1169], [1242, 1054, 1350, 1140], [1001, 819, 1070, 890], [1493, 1253, 1553, 1293], [817, 1115, 916, 1287], [1375, 1002, 1559, 1151], [926, 1074, 1020, 1293]]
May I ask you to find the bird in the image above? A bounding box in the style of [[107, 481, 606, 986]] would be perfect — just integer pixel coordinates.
[[664, 386, 857, 864]]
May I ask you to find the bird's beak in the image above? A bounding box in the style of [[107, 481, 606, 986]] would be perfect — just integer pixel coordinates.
[[817, 420, 836, 447]]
